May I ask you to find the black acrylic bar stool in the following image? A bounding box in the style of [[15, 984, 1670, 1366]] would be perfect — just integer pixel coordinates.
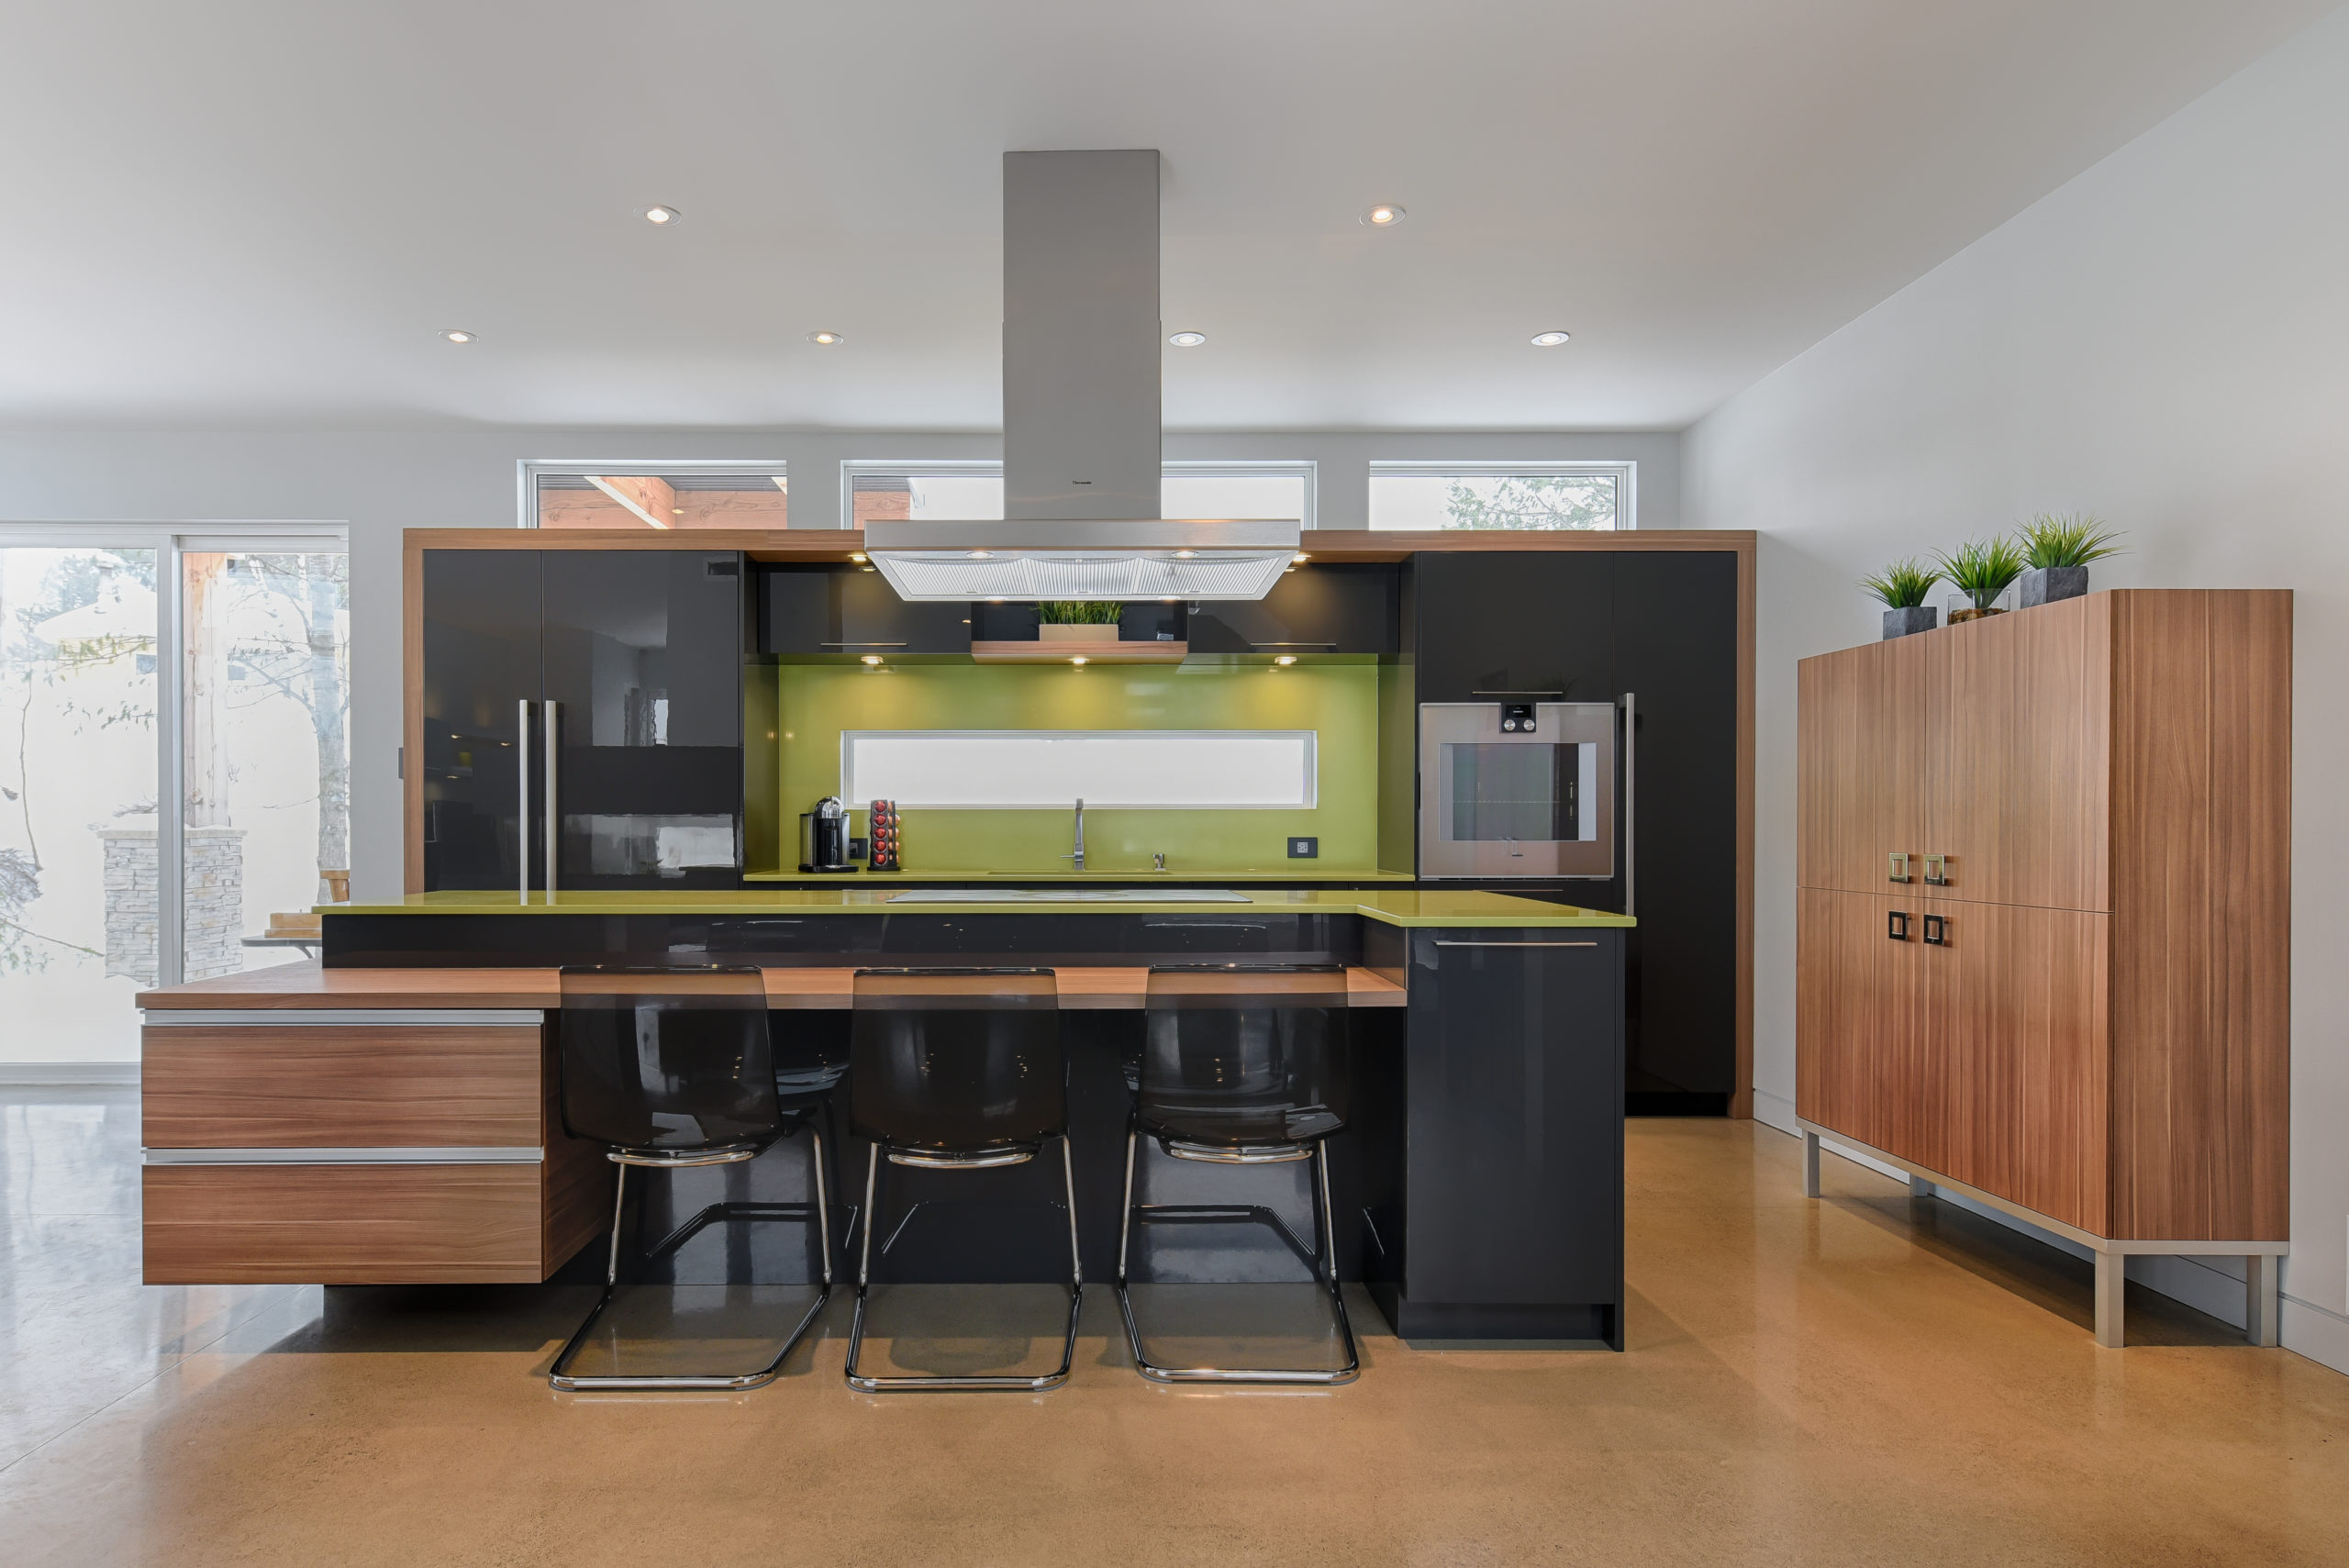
[[844, 967, 1079, 1393], [548, 965, 836, 1392], [1117, 962, 1359, 1385]]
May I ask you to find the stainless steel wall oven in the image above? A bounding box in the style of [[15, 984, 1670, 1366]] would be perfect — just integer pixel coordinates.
[[1418, 702, 1618, 879]]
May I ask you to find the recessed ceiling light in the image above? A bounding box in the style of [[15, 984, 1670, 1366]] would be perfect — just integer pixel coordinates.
[[861, 655, 884, 666], [1361, 204, 1406, 228], [807, 330, 845, 346], [1168, 331, 1207, 348], [642, 206, 680, 226], [439, 329, 476, 345], [1531, 330, 1572, 348]]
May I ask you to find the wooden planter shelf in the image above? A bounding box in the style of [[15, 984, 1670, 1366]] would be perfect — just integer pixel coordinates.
[[971, 639, 1187, 664]]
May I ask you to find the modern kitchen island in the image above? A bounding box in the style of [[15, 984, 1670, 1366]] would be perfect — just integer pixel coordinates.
[[138, 888, 1633, 1346]]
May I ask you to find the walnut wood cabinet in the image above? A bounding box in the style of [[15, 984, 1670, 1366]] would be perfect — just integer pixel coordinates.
[[1796, 590, 2290, 1346]]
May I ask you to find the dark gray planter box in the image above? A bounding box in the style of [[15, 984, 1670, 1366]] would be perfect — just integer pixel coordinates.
[[2019, 566, 2089, 607], [1882, 606, 1937, 639]]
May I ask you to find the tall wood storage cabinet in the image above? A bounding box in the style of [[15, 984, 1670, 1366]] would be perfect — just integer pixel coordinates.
[[1795, 590, 2290, 1347]]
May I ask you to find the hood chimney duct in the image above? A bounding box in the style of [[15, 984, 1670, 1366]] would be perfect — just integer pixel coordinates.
[[1001, 150, 1163, 523]]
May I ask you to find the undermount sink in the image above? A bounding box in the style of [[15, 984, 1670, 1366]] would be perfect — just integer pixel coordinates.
[[883, 888, 1252, 905]]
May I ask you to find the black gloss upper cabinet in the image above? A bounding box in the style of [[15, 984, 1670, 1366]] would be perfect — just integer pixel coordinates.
[[1185, 563, 1399, 655], [419, 550, 540, 891], [418, 549, 749, 893], [542, 550, 745, 888], [759, 565, 972, 656], [1412, 552, 1614, 700]]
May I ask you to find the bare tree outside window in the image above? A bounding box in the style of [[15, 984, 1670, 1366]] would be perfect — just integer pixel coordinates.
[[1441, 474, 1619, 530]]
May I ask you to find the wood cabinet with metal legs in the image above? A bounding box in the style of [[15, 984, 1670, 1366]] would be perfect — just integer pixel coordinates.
[[1796, 590, 2292, 1348]]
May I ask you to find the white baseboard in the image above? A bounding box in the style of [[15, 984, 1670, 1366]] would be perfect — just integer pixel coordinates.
[[2281, 1294, 2349, 1376], [0, 1062, 139, 1086], [1750, 1087, 1909, 1182]]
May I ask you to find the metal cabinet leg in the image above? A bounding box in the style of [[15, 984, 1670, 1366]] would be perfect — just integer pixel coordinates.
[[1908, 1173, 1932, 1197], [2248, 1254, 2280, 1348], [1801, 1130, 1821, 1198], [2093, 1251, 2125, 1349]]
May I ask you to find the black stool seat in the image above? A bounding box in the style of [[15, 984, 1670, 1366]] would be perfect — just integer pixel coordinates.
[[845, 967, 1079, 1393], [548, 965, 837, 1393], [1118, 963, 1359, 1385]]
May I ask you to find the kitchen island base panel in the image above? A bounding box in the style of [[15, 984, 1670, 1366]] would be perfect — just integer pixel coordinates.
[[1366, 1291, 1620, 1348]]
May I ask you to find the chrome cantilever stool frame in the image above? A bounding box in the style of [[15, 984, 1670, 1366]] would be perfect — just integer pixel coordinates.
[[1118, 963, 1360, 1385], [844, 967, 1079, 1393], [548, 965, 839, 1393]]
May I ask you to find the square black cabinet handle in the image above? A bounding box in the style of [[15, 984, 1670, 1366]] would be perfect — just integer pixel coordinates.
[[1922, 913, 1948, 947], [1887, 910, 1910, 941]]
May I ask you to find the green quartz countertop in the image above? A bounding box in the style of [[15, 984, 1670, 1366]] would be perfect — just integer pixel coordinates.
[[743, 868, 1420, 884], [328, 888, 1633, 929]]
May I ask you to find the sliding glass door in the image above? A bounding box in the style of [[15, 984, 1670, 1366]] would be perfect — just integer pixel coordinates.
[[0, 547, 161, 1067], [180, 549, 350, 980], [0, 529, 347, 1066]]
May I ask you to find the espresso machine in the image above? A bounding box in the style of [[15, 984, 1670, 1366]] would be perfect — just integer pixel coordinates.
[[798, 795, 854, 873]]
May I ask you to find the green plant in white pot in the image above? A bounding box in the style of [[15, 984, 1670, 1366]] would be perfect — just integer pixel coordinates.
[[1035, 600, 1123, 642], [1862, 558, 1943, 639], [2016, 514, 2123, 607]]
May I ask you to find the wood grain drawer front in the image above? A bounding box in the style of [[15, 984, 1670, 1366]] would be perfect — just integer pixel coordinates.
[[142, 1164, 544, 1284], [142, 1025, 543, 1149]]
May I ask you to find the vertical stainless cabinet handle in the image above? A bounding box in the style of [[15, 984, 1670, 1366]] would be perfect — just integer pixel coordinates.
[[517, 698, 530, 906], [1620, 691, 1636, 919], [543, 700, 560, 898], [1888, 851, 1911, 884]]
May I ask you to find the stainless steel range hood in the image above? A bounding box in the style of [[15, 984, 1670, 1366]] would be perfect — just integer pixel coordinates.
[[866, 150, 1299, 603]]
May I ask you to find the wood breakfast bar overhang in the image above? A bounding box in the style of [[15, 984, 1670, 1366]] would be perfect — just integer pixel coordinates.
[[139, 889, 1636, 1346]]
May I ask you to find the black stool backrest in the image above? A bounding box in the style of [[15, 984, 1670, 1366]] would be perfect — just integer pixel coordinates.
[[1141, 964, 1351, 1148], [851, 968, 1063, 1152], [558, 966, 779, 1153]]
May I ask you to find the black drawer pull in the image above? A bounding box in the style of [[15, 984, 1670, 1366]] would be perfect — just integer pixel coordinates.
[[1887, 911, 1910, 941], [1921, 914, 1948, 947]]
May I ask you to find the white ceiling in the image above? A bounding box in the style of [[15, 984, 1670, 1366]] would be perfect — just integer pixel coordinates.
[[0, 0, 2333, 433]]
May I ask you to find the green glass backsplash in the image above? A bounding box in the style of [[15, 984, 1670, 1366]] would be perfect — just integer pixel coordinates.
[[771, 662, 1383, 873]]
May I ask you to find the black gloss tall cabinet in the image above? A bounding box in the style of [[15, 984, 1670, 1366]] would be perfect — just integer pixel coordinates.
[[417, 549, 746, 892], [1411, 550, 1741, 1114]]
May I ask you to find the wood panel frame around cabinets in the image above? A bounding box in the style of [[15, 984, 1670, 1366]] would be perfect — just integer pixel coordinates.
[[401, 527, 1757, 1118]]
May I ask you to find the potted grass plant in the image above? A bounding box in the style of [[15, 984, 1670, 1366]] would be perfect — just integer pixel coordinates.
[[1935, 537, 2026, 625], [1035, 600, 1124, 642], [2016, 514, 2123, 606], [1863, 558, 1943, 639]]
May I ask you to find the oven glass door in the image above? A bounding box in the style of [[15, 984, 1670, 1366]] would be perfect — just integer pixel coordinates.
[[1419, 703, 1616, 878]]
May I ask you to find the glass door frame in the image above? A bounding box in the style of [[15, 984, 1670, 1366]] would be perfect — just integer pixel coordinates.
[[0, 523, 348, 992]]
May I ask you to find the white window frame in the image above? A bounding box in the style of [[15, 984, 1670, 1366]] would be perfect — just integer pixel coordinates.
[[837, 459, 1317, 528], [0, 521, 348, 991], [518, 459, 791, 529], [1366, 460, 1636, 531], [841, 728, 1319, 810]]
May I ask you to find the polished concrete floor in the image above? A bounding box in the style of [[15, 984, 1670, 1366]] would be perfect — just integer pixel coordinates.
[[4, 1087, 2345, 1565]]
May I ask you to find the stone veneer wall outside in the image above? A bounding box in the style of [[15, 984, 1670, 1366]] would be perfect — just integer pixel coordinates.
[[97, 824, 246, 984]]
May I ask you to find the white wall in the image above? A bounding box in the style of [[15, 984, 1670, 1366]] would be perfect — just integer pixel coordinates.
[[1685, 10, 2349, 1370], [0, 427, 1677, 906]]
